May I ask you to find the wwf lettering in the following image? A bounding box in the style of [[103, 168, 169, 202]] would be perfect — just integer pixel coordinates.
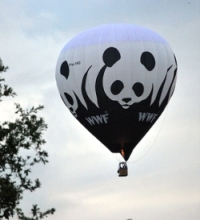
[[139, 112, 158, 123], [85, 113, 109, 126], [69, 61, 81, 66]]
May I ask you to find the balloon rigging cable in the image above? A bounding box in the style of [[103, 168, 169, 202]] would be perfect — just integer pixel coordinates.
[[113, 105, 169, 164], [130, 105, 169, 164]]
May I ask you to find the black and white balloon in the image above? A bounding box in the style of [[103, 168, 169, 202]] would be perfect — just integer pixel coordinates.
[[55, 24, 177, 161]]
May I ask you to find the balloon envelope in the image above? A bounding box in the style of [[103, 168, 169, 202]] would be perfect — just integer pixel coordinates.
[[55, 24, 177, 161]]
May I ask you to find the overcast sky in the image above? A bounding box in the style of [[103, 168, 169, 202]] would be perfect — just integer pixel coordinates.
[[0, 1, 200, 220]]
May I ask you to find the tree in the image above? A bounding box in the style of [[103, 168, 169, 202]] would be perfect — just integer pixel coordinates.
[[0, 58, 55, 219]]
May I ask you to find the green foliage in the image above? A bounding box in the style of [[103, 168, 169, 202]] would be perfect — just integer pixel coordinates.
[[16, 206, 56, 220], [0, 58, 55, 219], [0, 59, 16, 101]]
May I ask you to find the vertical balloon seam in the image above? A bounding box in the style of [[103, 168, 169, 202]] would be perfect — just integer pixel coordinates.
[[161, 44, 172, 106], [127, 25, 133, 110], [142, 27, 151, 105], [150, 41, 161, 106], [139, 31, 147, 107], [169, 54, 178, 100], [85, 27, 97, 108], [166, 64, 177, 106], [159, 45, 174, 107], [95, 26, 103, 107], [112, 24, 121, 107], [78, 31, 91, 108], [72, 36, 84, 110], [151, 32, 162, 107], [97, 25, 104, 108], [77, 32, 91, 109]]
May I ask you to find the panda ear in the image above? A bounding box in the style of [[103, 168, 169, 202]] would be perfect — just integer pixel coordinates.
[[60, 61, 69, 79], [103, 47, 121, 67]]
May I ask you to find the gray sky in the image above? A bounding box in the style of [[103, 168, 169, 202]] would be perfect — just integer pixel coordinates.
[[0, 0, 200, 220]]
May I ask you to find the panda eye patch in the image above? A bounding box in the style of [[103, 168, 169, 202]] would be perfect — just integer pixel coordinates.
[[111, 80, 124, 95], [64, 92, 74, 105], [140, 52, 155, 71], [132, 82, 144, 97], [60, 61, 69, 79]]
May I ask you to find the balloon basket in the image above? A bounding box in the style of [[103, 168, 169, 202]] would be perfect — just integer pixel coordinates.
[[118, 162, 128, 177]]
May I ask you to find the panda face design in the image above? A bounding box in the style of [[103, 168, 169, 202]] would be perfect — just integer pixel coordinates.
[[102, 45, 158, 109], [59, 61, 79, 117], [108, 79, 146, 109], [62, 91, 78, 117], [57, 42, 176, 116]]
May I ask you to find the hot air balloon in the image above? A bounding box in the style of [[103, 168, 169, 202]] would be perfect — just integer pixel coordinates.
[[55, 24, 177, 176]]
